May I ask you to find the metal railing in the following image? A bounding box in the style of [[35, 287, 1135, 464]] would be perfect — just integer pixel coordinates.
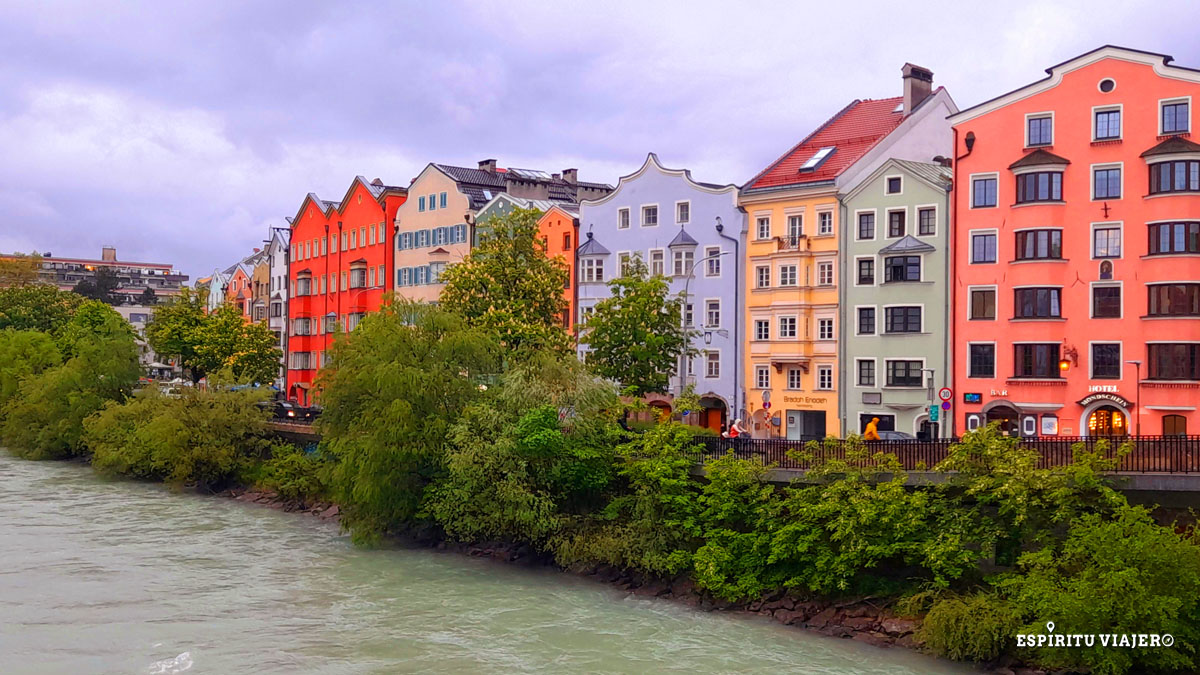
[[691, 435, 1200, 474]]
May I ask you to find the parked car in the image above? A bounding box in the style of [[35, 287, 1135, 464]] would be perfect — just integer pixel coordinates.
[[878, 430, 916, 441]]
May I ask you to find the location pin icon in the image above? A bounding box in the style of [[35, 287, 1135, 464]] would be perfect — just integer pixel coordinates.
[[1046, 621, 1055, 633]]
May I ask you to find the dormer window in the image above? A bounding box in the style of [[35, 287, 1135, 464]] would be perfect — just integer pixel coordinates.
[[800, 147, 835, 171], [1016, 171, 1062, 203], [1027, 114, 1053, 147]]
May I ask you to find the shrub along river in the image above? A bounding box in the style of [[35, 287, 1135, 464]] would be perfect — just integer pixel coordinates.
[[0, 454, 969, 674]]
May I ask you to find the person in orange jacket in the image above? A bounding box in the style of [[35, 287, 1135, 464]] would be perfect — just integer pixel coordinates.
[[863, 417, 881, 441]]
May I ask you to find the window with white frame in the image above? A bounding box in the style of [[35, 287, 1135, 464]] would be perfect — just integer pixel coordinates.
[[705, 351, 720, 378], [857, 359, 875, 387], [817, 262, 833, 286], [618, 208, 630, 229], [641, 205, 658, 226], [1162, 99, 1190, 134], [677, 201, 690, 224], [818, 318, 833, 340], [618, 252, 632, 276], [754, 319, 769, 341], [1094, 107, 1121, 140], [1093, 225, 1121, 258], [755, 365, 770, 389], [857, 307, 875, 335], [787, 368, 803, 390], [672, 249, 694, 276], [918, 208, 935, 236], [755, 265, 770, 288], [581, 258, 604, 283], [705, 246, 721, 276], [705, 299, 720, 327], [650, 249, 665, 276], [683, 303, 694, 327], [779, 316, 797, 338], [779, 264, 797, 286], [787, 215, 803, 240], [755, 216, 770, 240], [818, 211, 832, 235], [816, 365, 833, 390]]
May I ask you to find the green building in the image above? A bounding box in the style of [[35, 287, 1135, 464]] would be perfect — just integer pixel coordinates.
[[839, 159, 952, 438]]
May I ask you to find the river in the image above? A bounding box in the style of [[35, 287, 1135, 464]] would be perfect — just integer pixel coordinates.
[[0, 454, 971, 674]]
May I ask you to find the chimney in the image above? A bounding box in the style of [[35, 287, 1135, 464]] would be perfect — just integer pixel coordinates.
[[562, 168, 578, 185], [101, 246, 117, 262], [478, 158, 497, 173], [371, 177, 383, 186], [552, 173, 561, 181], [902, 63, 934, 115]]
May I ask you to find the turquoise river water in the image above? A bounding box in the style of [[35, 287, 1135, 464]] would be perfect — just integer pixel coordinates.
[[0, 454, 972, 674]]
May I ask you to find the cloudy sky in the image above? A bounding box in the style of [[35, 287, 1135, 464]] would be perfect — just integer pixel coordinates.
[[2, 1, 1197, 280]]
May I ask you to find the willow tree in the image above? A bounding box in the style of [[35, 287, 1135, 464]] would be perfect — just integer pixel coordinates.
[[438, 206, 571, 356]]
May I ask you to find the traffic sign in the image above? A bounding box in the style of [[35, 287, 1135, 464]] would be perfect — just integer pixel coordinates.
[[941, 401, 951, 410], [763, 401, 771, 410], [938, 387, 953, 402], [929, 406, 939, 422]]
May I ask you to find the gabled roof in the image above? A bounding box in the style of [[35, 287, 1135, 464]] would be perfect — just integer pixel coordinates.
[[668, 227, 699, 248], [744, 97, 913, 192], [339, 176, 407, 210], [1141, 135, 1200, 158], [577, 232, 610, 256], [428, 162, 614, 210], [583, 153, 739, 208], [879, 235, 936, 255], [1008, 148, 1071, 170], [891, 159, 952, 188]]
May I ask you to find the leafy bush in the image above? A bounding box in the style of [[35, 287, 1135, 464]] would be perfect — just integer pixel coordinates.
[[0, 330, 62, 420], [690, 455, 775, 600], [920, 591, 1020, 662], [254, 443, 329, 502]]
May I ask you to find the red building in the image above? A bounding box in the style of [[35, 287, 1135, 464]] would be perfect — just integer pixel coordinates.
[[286, 176, 407, 404], [536, 204, 580, 332], [951, 46, 1200, 438]]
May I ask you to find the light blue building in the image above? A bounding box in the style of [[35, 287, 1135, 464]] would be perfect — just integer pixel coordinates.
[[577, 154, 746, 431]]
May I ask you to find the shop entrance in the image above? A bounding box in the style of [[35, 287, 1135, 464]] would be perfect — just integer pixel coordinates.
[[786, 410, 826, 440], [985, 405, 1019, 436], [1087, 405, 1127, 436]]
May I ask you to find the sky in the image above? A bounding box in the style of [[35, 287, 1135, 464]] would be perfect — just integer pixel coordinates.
[[2, 0, 1198, 280]]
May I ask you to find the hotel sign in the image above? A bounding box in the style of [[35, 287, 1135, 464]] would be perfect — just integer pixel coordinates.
[[1077, 392, 1131, 408]]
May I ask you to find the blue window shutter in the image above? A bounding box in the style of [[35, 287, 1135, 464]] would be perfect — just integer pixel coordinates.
[[429, 194, 436, 210], [440, 192, 447, 208], [418, 196, 425, 212]]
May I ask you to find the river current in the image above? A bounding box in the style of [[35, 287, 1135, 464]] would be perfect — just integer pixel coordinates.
[[0, 454, 971, 674]]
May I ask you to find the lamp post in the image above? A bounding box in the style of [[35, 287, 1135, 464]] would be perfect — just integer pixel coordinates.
[[677, 249, 733, 397], [1125, 360, 1143, 436]]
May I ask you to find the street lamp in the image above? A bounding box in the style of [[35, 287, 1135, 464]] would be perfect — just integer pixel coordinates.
[[677, 248, 732, 395], [1125, 360, 1143, 436]]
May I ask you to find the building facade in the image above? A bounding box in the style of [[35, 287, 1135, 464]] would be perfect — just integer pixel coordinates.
[[286, 176, 407, 404], [25, 246, 187, 301], [740, 65, 956, 439], [577, 153, 746, 431], [951, 46, 1200, 438], [266, 227, 289, 390], [840, 159, 952, 438], [537, 204, 581, 332]]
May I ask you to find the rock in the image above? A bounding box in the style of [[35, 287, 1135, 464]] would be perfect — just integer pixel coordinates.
[[992, 669, 1015, 675], [880, 617, 919, 637], [852, 632, 892, 648], [843, 604, 878, 618], [807, 607, 839, 629], [894, 634, 920, 649], [632, 581, 668, 598], [669, 578, 696, 597], [320, 505, 339, 519], [774, 609, 806, 625], [1014, 669, 1045, 675], [823, 625, 854, 639], [746, 600, 762, 612], [843, 617, 877, 632]]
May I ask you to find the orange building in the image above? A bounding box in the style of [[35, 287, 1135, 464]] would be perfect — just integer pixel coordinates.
[[536, 204, 580, 332], [952, 46, 1200, 438], [286, 176, 407, 404], [224, 263, 252, 319]]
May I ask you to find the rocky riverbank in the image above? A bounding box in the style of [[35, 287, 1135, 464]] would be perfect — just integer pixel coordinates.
[[222, 487, 1041, 674]]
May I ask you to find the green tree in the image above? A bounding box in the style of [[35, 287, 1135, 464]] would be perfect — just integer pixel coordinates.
[[146, 289, 279, 384], [317, 301, 499, 542], [439, 207, 571, 356], [72, 266, 122, 305], [579, 257, 694, 395], [0, 330, 62, 420], [145, 287, 207, 382], [0, 252, 42, 287], [139, 287, 157, 305], [0, 284, 85, 334]]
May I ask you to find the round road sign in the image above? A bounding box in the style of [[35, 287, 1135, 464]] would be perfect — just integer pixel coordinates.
[[938, 387, 953, 402], [941, 401, 951, 411]]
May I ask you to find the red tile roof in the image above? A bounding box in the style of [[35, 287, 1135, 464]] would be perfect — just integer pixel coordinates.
[[744, 96, 906, 192]]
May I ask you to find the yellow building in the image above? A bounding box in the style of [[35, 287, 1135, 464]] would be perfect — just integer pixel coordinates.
[[740, 65, 956, 438]]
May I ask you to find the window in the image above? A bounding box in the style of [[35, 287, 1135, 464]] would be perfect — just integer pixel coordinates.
[[887, 210, 905, 237], [1094, 167, 1121, 199], [818, 212, 832, 235], [968, 344, 995, 378], [705, 300, 720, 328], [427, 193, 436, 211], [618, 208, 630, 229], [581, 258, 604, 283], [786, 215, 803, 240], [886, 176, 902, 194], [970, 289, 996, 319], [398, 232, 410, 250], [887, 360, 923, 387], [1148, 161, 1200, 194], [340, 271, 348, 291], [1095, 108, 1121, 140], [683, 303, 694, 327], [816, 365, 833, 390], [1148, 343, 1200, 380], [1163, 100, 1190, 134], [857, 359, 876, 387], [293, 317, 312, 336], [779, 316, 797, 338], [857, 212, 875, 239], [368, 227, 376, 246], [1164, 414, 1188, 436], [1091, 343, 1121, 379], [971, 232, 998, 263], [755, 265, 770, 288], [672, 249, 694, 276], [349, 266, 367, 289], [817, 318, 833, 340], [802, 147, 835, 170], [440, 192, 447, 209], [972, 177, 998, 207], [1093, 285, 1121, 318], [1148, 222, 1200, 254], [641, 205, 658, 227], [755, 365, 770, 389], [755, 216, 770, 240], [705, 246, 721, 276], [368, 267, 376, 287], [884, 306, 921, 333], [418, 196, 426, 212], [341, 232, 349, 250], [321, 237, 328, 255], [330, 235, 338, 253], [1148, 284, 1200, 316], [677, 201, 690, 224], [857, 307, 875, 335], [883, 255, 920, 282], [817, 262, 833, 286], [787, 368, 803, 390], [1093, 226, 1121, 258], [650, 250, 665, 276], [754, 319, 769, 341], [857, 259, 874, 285], [1027, 115, 1053, 146], [917, 208, 935, 236], [618, 252, 632, 276], [562, 232, 571, 251], [779, 264, 797, 286], [1013, 343, 1061, 378], [295, 276, 312, 296], [705, 351, 720, 378], [1014, 287, 1061, 318], [1015, 229, 1062, 260], [1016, 171, 1063, 203], [350, 230, 357, 249]]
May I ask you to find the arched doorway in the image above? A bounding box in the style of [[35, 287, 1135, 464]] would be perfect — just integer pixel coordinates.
[[1087, 405, 1127, 436], [983, 403, 1019, 436], [698, 396, 728, 434]]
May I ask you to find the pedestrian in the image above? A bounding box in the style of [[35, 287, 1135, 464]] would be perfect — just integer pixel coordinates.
[[864, 417, 881, 441]]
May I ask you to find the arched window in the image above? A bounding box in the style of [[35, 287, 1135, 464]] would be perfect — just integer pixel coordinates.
[[1163, 414, 1187, 436]]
